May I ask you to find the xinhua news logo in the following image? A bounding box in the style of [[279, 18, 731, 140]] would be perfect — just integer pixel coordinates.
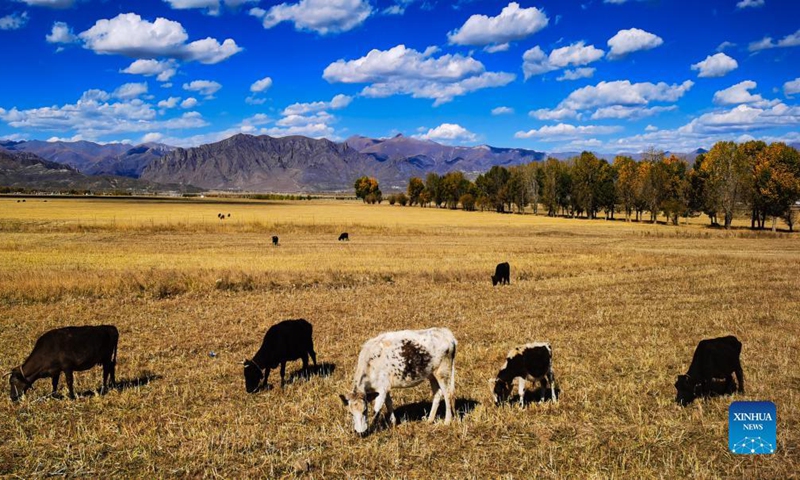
[[728, 401, 776, 455]]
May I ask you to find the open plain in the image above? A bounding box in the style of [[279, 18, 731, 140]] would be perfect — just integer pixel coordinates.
[[0, 197, 798, 478]]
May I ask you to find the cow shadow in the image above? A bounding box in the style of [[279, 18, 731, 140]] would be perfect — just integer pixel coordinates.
[[285, 362, 336, 385], [381, 397, 479, 428], [74, 372, 162, 398], [504, 387, 561, 407]]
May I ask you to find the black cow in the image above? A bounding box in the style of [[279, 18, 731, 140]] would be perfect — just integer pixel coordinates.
[[492, 262, 510, 286], [272, 236, 279, 246], [8, 325, 118, 401], [492, 342, 556, 406], [338, 232, 349, 241], [675, 335, 744, 406], [243, 319, 317, 393]]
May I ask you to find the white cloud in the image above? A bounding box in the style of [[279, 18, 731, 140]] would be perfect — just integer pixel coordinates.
[[142, 132, 164, 143], [514, 123, 622, 140], [121, 59, 178, 82], [784, 77, 800, 96], [162, 0, 259, 16], [682, 103, 800, 134], [79, 13, 242, 64], [181, 97, 199, 108], [713, 80, 767, 105], [691, 53, 738, 78], [529, 107, 580, 121], [736, 0, 764, 8], [249, 0, 372, 35], [282, 94, 352, 115], [447, 2, 548, 50], [414, 123, 477, 142], [250, 76, 273, 93], [484, 43, 509, 53], [716, 41, 736, 52], [607, 28, 663, 59], [558, 79, 694, 111], [491, 106, 513, 115], [15, 0, 75, 7], [45, 21, 79, 44], [523, 41, 604, 79], [113, 82, 149, 100], [645, 124, 658, 132], [749, 29, 800, 51], [183, 80, 222, 97], [0, 88, 208, 140], [323, 44, 515, 106], [158, 97, 181, 109], [557, 67, 595, 81], [590, 105, 676, 120], [0, 12, 29, 30]]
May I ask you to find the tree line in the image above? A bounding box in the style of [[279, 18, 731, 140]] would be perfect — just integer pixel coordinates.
[[355, 141, 800, 231]]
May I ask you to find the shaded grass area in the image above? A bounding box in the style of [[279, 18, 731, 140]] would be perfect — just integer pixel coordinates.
[[0, 199, 798, 477]]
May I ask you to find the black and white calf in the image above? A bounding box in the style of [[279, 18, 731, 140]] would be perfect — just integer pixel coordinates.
[[675, 335, 744, 406], [339, 328, 457, 435], [492, 342, 556, 406]]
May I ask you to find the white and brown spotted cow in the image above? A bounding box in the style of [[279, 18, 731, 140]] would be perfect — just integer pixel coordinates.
[[339, 328, 457, 435], [492, 342, 556, 406]]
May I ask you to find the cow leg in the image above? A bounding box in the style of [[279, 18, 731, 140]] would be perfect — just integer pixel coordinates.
[[428, 377, 443, 423], [279, 362, 286, 388], [735, 365, 745, 394], [302, 354, 309, 372], [517, 377, 526, 406], [548, 369, 557, 402], [309, 348, 317, 367], [371, 390, 388, 427], [384, 392, 396, 426], [51, 373, 60, 396], [433, 371, 454, 425], [65, 371, 75, 399], [538, 377, 549, 403]]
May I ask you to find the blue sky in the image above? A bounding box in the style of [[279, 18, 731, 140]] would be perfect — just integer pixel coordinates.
[[0, 0, 798, 153]]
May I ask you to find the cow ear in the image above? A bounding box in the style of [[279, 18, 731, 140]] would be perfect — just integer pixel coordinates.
[[339, 394, 349, 406], [365, 391, 379, 402]]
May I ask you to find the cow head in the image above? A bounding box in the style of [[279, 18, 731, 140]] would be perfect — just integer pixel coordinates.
[[492, 378, 511, 404], [9, 367, 31, 402], [339, 391, 379, 435], [491, 275, 499, 286], [674, 374, 699, 406], [243, 359, 266, 394]]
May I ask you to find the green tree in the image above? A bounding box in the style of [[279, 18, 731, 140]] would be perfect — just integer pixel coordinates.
[[425, 173, 445, 208], [613, 155, 638, 221], [407, 177, 425, 206]]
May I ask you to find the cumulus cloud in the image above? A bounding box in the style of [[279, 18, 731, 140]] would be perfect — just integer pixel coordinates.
[[249, 0, 372, 35], [45, 21, 79, 44], [447, 2, 548, 51], [181, 97, 199, 108], [491, 106, 513, 115], [183, 80, 222, 97], [113, 82, 149, 100], [522, 41, 604, 79], [323, 44, 515, 106], [250, 76, 273, 93], [121, 59, 178, 82], [158, 96, 181, 109], [607, 28, 663, 59], [749, 29, 800, 51], [557, 67, 595, 81], [716, 41, 736, 52], [514, 123, 622, 140], [784, 77, 800, 96], [590, 105, 676, 120], [282, 94, 352, 115], [163, 0, 259, 16], [414, 123, 477, 142], [0, 12, 29, 30], [0, 87, 208, 140], [713, 80, 768, 105], [736, 0, 764, 8], [682, 103, 800, 134], [529, 107, 580, 121], [691, 52, 738, 78], [79, 13, 242, 64]]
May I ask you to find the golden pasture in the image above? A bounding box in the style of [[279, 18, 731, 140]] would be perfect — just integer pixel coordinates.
[[0, 197, 798, 478]]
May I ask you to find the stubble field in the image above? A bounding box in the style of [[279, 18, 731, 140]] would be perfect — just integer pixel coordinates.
[[0, 197, 798, 478]]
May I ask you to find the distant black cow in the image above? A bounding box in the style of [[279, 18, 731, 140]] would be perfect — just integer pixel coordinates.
[[338, 232, 349, 241], [675, 335, 744, 406], [243, 319, 317, 393], [8, 325, 118, 401], [492, 342, 556, 406], [492, 262, 510, 286], [272, 236, 279, 246]]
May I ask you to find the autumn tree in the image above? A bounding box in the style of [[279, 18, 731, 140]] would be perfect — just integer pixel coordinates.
[[425, 173, 445, 208], [753, 142, 800, 231], [738, 140, 768, 229], [614, 155, 638, 221], [354, 176, 381, 203], [701, 141, 748, 229], [407, 177, 425, 206]]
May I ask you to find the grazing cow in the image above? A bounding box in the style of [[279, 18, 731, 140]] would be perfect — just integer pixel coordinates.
[[272, 236, 279, 246], [491, 262, 510, 286], [339, 328, 457, 435], [227, 213, 231, 218], [675, 335, 744, 406], [8, 325, 118, 401], [492, 343, 556, 406], [338, 232, 349, 241], [243, 319, 317, 393]]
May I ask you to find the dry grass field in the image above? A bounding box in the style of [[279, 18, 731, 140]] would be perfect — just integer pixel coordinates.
[[0, 197, 798, 478]]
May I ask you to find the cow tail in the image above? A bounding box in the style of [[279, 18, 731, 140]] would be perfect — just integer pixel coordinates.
[[449, 341, 457, 394]]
